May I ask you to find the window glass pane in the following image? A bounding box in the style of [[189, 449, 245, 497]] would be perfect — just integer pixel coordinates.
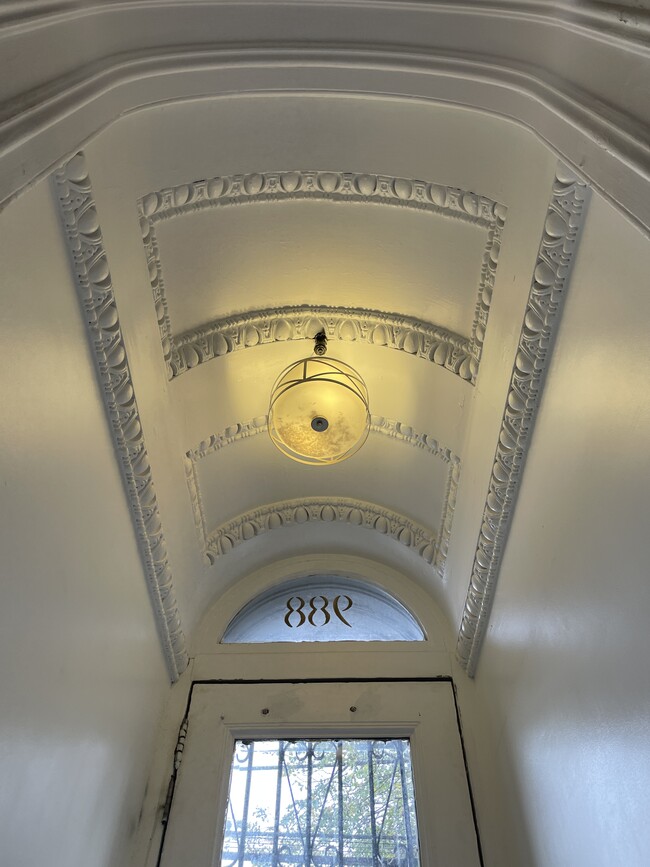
[[220, 738, 420, 867], [222, 577, 425, 643]]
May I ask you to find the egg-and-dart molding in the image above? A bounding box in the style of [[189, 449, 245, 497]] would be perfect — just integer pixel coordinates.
[[55, 152, 188, 683], [203, 497, 439, 567], [138, 170, 506, 385], [455, 162, 590, 677]]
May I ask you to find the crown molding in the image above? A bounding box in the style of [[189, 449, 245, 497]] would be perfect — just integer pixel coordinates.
[[1, 15, 647, 234], [455, 162, 590, 677], [54, 151, 188, 683], [185, 414, 460, 576], [3, 1, 648, 46], [138, 170, 505, 385]]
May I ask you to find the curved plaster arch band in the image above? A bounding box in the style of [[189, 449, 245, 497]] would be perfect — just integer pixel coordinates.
[[204, 497, 439, 567], [2, 31, 648, 232], [184, 415, 460, 578]]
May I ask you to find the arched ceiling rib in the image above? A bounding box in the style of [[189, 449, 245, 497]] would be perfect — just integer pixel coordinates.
[[170, 305, 478, 382]]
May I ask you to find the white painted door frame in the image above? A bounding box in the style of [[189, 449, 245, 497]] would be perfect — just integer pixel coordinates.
[[158, 680, 482, 867]]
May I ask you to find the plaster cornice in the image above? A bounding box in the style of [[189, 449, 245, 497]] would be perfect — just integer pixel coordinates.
[[54, 151, 188, 682], [1, 16, 647, 233], [185, 414, 460, 577], [455, 162, 589, 677], [2, 1, 648, 47], [138, 170, 505, 384]]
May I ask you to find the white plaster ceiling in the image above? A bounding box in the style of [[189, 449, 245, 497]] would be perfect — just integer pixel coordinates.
[[155, 200, 488, 334], [61, 91, 576, 670], [1, 0, 642, 683]]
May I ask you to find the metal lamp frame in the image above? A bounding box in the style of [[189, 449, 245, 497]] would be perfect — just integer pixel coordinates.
[[268, 353, 370, 466]]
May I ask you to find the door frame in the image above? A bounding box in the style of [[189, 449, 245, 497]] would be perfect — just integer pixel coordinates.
[[157, 678, 484, 867]]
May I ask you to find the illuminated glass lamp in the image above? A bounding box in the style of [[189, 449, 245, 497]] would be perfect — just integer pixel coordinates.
[[268, 332, 370, 465]]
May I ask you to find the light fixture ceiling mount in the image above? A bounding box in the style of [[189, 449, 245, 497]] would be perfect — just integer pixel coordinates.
[[268, 332, 370, 466]]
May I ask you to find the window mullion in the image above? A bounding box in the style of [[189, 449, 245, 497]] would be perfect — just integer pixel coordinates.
[[237, 743, 255, 867], [367, 741, 380, 867]]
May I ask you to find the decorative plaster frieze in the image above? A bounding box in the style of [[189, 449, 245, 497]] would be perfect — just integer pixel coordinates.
[[55, 152, 188, 683], [188, 414, 456, 465], [172, 305, 477, 382], [368, 415, 456, 467], [188, 416, 270, 462], [138, 170, 506, 384], [456, 163, 590, 677], [205, 497, 438, 566], [185, 414, 460, 576]]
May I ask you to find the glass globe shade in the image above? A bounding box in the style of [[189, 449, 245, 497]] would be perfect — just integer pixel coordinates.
[[268, 356, 370, 465]]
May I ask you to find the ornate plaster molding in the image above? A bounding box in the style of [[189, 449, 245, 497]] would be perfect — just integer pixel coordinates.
[[55, 152, 188, 682], [172, 305, 478, 383], [138, 170, 505, 384], [188, 414, 456, 464], [205, 497, 438, 566], [185, 414, 460, 576], [456, 163, 590, 677]]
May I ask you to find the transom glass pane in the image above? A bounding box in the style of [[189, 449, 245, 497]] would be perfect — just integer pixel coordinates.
[[220, 738, 420, 867], [222, 577, 425, 643]]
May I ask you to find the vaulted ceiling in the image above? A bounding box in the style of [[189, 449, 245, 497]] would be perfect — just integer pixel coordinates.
[[3, 0, 647, 683], [54, 94, 587, 680]]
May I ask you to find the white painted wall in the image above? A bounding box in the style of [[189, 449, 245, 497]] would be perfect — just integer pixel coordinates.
[[0, 179, 170, 867], [2, 89, 648, 867], [456, 192, 650, 866]]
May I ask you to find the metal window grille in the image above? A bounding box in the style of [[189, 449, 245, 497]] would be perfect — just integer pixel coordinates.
[[220, 739, 420, 867]]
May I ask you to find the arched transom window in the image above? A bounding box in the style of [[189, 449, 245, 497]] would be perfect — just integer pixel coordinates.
[[222, 576, 425, 643]]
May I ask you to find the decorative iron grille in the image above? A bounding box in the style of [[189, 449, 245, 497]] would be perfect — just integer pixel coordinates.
[[220, 739, 420, 867]]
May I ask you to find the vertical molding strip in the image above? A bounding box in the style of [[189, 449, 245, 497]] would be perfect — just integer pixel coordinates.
[[456, 163, 590, 677], [55, 152, 188, 682]]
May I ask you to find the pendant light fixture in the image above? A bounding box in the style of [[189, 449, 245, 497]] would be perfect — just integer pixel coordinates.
[[268, 332, 370, 465]]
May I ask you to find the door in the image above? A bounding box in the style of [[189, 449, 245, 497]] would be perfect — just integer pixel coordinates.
[[159, 681, 481, 867]]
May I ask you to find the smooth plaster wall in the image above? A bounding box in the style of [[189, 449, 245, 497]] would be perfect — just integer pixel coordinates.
[[0, 179, 170, 867], [455, 192, 650, 866]]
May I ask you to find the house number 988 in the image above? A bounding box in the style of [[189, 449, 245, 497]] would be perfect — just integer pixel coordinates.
[[284, 595, 353, 628]]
